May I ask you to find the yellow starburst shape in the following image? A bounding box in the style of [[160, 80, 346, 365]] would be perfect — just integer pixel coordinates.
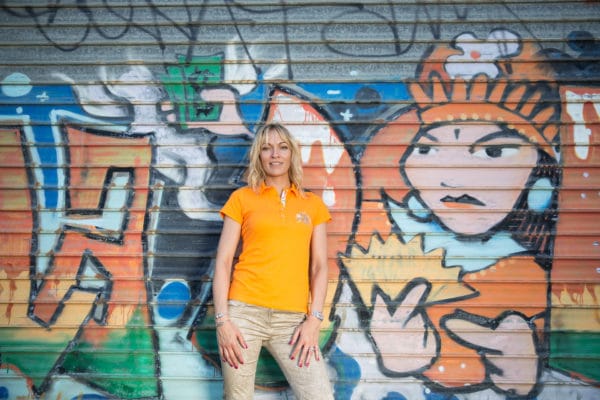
[[341, 234, 476, 308]]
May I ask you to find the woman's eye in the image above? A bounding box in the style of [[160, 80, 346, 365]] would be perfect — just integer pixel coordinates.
[[473, 146, 519, 159]]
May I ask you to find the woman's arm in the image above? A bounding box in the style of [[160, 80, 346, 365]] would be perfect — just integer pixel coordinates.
[[213, 216, 247, 368], [308, 222, 329, 321], [290, 222, 329, 366]]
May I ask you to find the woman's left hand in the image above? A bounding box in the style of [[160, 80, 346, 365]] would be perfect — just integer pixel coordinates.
[[290, 315, 322, 367]]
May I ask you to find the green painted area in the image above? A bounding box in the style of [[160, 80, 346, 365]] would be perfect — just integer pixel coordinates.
[[0, 308, 157, 397], [161, 54, 224, 128], [550, 330, 600, 383], [61, 307, 158, 399], [0, 328, 74, 388]]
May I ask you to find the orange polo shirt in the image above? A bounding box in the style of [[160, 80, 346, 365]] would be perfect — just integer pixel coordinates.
[[220, 183, 331, 313]]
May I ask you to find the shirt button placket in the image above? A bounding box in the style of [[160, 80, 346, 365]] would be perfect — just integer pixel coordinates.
[[279, 189, 287, 220]]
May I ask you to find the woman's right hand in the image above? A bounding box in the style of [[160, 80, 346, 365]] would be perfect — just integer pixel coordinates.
[[216, 320, 248, 369]]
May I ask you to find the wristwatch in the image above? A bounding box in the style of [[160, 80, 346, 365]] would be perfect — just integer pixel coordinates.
[[310, 310, 324, 321]]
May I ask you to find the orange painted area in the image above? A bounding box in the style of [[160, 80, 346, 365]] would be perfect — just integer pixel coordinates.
[[71, 127, 151, 344], [421, 256, 547, 387], [355, 109, 419, 249], [30, 127, 152, 345], [553, 87, 600, 330], [360, 109, 418, 204], [0, 128, 34, 330], [0, 128, 33, 281]]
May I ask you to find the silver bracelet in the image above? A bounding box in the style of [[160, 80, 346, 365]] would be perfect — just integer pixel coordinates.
[[310, 310, 324, 321], [215, 312, 227, 320]]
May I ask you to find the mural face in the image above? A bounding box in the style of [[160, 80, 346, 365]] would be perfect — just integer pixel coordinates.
[[403, 123, 539, 235], [0, 2, 600, 400]]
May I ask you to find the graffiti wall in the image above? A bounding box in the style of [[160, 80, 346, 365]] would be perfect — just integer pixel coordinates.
[[0, 1, 599, 399]]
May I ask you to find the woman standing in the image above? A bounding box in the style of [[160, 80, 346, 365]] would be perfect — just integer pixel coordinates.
[[212, 123, 333, 399]]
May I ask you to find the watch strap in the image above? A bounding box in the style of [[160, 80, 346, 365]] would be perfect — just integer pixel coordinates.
[[310, 310, 324, 321]]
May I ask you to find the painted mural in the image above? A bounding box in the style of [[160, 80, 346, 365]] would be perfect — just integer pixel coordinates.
[[0, 2, 599, 399]]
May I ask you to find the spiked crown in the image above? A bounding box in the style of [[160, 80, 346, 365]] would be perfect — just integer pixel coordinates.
[[409, 40, 560, 159]]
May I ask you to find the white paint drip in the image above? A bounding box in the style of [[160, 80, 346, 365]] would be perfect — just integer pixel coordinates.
[[564, 90, 600, 160]]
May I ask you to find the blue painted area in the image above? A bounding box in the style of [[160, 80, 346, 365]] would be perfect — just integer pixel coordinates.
[[157, 280, 191, 320], [0, 77, 108, 209], [239, 80, 411, 144], [1, 72, 32, 97], [383, 392, 407, 400], [298, 81, 410, 105], [237, 77, 268, 131], [209, 134, 251, 202], [211, 135, 250, 166], [297, 81, 410, 147], [0, 386, 8, 399], [528, 178, 554, 211], [329, 345, 361, 400], [423, 390, 460, 400]]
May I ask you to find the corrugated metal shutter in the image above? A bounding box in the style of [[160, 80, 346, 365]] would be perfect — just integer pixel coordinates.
[[0, 1, 599, 399]]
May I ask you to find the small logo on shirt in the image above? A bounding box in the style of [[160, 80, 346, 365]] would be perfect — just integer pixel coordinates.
[[296, 212, 311, 224]]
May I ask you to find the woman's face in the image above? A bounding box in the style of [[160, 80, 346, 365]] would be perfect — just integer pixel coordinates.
[[259, 130, 292, 180], [403, 123, 538, 235]]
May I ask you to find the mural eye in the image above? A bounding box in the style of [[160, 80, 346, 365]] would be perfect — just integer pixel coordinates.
[[416, 145, 435, 155], [473, 146, 518, 159]]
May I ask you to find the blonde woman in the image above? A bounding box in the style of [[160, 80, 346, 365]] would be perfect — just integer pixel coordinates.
[[212, 123, 333, 399]]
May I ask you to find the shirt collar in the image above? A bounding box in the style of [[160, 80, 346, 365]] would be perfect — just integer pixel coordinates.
[[259, 181, 300, 196]]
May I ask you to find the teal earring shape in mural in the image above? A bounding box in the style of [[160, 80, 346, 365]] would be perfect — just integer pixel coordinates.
[[527, 178, 554, 212], [407, 194, 432, 219]]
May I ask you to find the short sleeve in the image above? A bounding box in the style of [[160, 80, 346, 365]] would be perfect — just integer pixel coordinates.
[[311, 194, 332, 226], [220, 188, 243, 224]]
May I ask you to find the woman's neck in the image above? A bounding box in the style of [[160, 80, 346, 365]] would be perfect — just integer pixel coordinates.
[[264, 176, 291, 196]]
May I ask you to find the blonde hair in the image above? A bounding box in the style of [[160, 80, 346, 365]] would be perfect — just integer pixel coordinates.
[[247, 123, 304, 193]]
